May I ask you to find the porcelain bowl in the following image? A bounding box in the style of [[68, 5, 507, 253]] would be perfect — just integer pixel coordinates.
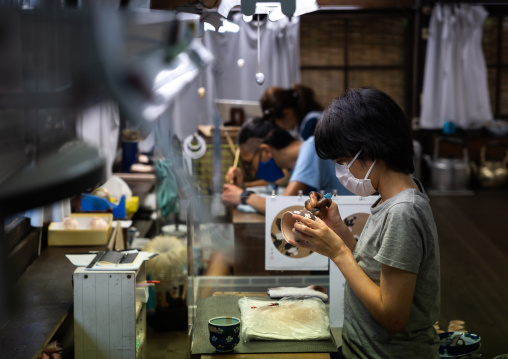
[[208, 316, 241, 352], [280, 209, 317, 243], [439, 331, 481, 357]]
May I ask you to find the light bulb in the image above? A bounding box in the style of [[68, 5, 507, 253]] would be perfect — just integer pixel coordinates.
[[198, 87, 206, 98], [255, 72, 265, 85], [237, 59, 245, 68], [243, 14, 253, 22]]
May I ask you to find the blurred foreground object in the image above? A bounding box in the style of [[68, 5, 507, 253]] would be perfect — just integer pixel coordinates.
[[0, 3, 211, 322]]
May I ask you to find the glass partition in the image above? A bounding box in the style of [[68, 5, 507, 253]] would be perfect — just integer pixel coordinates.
[[185, 195, 331, 331]]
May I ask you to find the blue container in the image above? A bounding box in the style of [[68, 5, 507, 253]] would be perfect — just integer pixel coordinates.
[[80, 194, 126, 219], [122, 141, 138, 173], [208, 316, 241, 352]]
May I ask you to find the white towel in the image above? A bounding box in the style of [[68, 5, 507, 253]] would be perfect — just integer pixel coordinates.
[[267, 285, 328, 302]]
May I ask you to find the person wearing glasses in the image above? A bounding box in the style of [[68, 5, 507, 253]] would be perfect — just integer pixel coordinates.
[[288, 88, 440, 358], [222, 116, 351, 214]]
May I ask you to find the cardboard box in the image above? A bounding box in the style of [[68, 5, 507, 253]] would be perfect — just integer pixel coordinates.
[[48, 213, 113, 246]]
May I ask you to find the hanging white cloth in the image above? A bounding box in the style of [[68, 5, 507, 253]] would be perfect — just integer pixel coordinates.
[[76, 100, 120, 180], [203, 13, 300, 101], [420, 4, 492, 130], [147, 13, 301, 143]]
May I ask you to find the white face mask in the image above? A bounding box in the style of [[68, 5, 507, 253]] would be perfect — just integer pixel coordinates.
[[335, 149, 377, 197]]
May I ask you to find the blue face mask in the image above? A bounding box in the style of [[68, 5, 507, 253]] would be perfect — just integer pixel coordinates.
[[256, 159, 285, 183]]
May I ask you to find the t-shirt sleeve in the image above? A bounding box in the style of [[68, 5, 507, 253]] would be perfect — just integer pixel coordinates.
[[374, 203, 424, 274], [289, 139, 320, 190]]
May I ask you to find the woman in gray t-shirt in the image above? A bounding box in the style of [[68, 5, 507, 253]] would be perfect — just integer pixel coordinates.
[[289, 88, 440, 358]]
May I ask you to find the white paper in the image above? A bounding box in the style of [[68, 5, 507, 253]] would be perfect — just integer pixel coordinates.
[[65, 250, 155, 271], [119, 220, 133, 228], [65, 253, 97, 267]]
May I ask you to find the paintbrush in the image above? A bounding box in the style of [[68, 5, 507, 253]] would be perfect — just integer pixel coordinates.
[[230, 147, 240, 184]]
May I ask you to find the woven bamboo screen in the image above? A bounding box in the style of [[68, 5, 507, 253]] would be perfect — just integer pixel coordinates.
[[348, 69, 405, 110], [487, 68, 497, 115], [300, 17, 345, 67], [502, 17, 508, 114], [299, 14, 408, 113], [300, 70, 345, 108], [482, 16, 507, 116], [346, 18, 406, 66], [193, 144, 235, 194], [503, 18, 508, 64], [501, 71, 508, 115], [483, 17, 498, 65]]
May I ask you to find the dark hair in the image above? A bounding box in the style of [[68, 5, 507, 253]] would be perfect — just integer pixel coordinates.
[[263, 126, 295, 150], [314, 88, 414, 174], [259, 84, 323, 122], [238, 116, 274, 145], [238, 116, 295, 150]]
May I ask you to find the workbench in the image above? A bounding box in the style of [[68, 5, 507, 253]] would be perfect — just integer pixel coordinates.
[[191, 292, 340, 359]]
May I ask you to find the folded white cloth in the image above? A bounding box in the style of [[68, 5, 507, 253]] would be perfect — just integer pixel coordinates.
[[267, 285, 328, 302], [238, 297, 331, 341]]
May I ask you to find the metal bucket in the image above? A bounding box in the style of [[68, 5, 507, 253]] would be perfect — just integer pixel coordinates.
[[428, 137, 470, 191]]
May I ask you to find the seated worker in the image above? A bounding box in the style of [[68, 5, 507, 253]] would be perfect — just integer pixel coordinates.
[[259, 83, 323, 140], [222, 116, 351, 214]]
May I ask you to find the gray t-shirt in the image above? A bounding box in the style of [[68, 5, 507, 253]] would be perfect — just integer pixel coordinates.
[[342, 180, 440, 358]]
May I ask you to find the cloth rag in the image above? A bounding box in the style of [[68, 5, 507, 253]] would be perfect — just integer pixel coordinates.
[[267, 285, 328, 302]]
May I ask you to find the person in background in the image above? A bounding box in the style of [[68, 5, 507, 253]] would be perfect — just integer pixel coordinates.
[[289, 88, 440, 358], [222, 116, 351, 214], [260, 84, 323, 141]]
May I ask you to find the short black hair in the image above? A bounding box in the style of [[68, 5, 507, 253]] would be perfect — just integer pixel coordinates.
[[238, 116, 295, 150], [263, 126, 295, 150], [314, 88, 414, 174], [237, 116, 275, 145]]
